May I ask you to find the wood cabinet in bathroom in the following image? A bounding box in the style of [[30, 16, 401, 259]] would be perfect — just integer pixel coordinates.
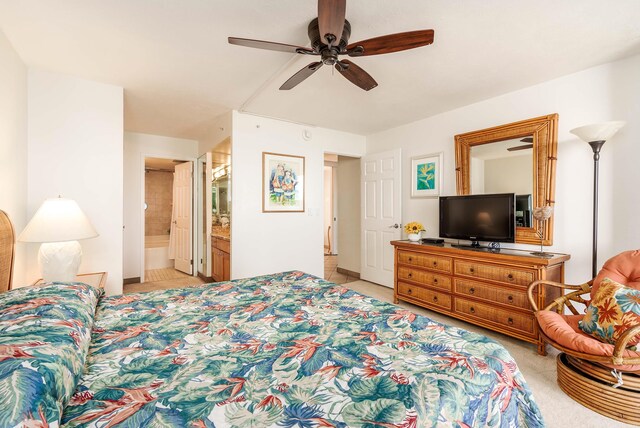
[[212, 236, 230, 282]]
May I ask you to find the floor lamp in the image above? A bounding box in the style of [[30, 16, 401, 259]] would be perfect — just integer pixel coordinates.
[[569, 121, 625, 278]]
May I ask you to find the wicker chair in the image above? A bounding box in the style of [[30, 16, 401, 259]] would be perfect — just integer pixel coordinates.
[[0, 210, 15, 293], [528, 250, 640, 425]]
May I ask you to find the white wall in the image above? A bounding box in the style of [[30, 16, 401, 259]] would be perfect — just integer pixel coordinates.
[[27, 70, 124, 295], [231, 111, 366, 279], [0, 31, 27, 287], [336, 156, 361, 274], [367, 53, 640, 284], [198, 111, 232, 156], [123, 132, 198, 279]]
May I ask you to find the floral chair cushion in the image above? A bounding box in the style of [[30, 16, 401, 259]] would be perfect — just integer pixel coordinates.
[[0, 282, 102, 427], [579, 277, 640, 346]]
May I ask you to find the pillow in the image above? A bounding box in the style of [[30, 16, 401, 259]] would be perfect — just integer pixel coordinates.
[[0, 282, 103, 427], [579, 277, 640, 346]]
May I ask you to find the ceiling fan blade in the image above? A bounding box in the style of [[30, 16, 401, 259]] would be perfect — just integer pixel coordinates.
[[318, 0, 346, 46], [280, 62, 324, 90], [520, 137, 534, 143], [346, 29, 434, 56], [228, 37, 315, 54], [335, 60, 378, 91], [507, 144, 534, 152]]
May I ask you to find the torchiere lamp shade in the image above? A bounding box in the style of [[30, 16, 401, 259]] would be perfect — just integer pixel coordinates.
[[570, 121, 626, 143]]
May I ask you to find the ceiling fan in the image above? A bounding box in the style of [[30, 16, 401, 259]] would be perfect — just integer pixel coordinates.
[[507, 137, 534, 152], [228, 0, 435, 91]]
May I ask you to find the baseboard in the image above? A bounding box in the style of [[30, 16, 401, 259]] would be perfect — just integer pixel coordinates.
[[198, 272, 214, 283], [123, 277, 140, 285], [337, 267, 360, 279]]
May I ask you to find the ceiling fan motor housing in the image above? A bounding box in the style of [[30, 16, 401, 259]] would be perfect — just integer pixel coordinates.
[[308, 18, 351, 53]]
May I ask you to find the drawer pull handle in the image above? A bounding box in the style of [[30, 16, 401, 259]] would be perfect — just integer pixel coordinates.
[[508, 295, 514, 302], [469, 307, 475, 313], [408, 272, 413, 278], [408, 257, 413, 262], [433, 278, 438, 284], [469, 267, 475, 273], [432, 261, 437, 266], [407, 289, 412, 294], [507, 317, 514, 325], [469, 287, 475, 294], [507, 274, 514, 280], [433, 296, 438, 302]]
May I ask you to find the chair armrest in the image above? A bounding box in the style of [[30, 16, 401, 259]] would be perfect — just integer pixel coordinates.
[[613, 325, 640, 364], [527, 280, 592, 313]]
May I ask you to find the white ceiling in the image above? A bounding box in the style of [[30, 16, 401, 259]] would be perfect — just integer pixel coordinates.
[[1, 1, 639, 138]]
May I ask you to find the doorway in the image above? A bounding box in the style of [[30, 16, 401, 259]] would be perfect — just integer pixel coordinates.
[[141, 157, 194, 284], [323, 154, 361, 284]]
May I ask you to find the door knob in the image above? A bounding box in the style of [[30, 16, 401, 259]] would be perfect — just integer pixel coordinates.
[[389, 223, 400, 229]]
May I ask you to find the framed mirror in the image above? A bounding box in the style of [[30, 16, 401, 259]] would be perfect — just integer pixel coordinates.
[[454, 114, 558, 245]]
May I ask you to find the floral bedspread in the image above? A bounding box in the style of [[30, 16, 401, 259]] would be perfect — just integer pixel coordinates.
[[0, 282, 102, 427], [62, 271, 544, 427]]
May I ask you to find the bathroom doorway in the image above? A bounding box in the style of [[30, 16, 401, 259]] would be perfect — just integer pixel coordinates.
[[142, 157, 194, 284]]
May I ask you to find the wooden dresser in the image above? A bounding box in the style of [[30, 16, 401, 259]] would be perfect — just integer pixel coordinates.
[[391, 241, 570, 355]]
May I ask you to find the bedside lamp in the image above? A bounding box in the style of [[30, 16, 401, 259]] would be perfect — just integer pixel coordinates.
[[19, 197, 98, 282]]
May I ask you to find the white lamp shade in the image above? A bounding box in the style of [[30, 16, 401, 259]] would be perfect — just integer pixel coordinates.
[[569, 121, 626, 143], [19, 198, 98, 243]]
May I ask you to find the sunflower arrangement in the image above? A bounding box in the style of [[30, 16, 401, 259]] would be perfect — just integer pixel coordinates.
[[404, 221, 425, 235]]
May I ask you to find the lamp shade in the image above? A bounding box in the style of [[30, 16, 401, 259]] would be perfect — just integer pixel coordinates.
[[19, 198, 98, 243], [569, 121, 626, 143]]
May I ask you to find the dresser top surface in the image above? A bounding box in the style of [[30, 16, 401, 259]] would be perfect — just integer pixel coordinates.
[[391, 240, 570, 265]]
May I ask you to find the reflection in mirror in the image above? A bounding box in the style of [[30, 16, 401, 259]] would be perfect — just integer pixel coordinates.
[[469, 136, 533, 228], [212, 163, 230, 225]]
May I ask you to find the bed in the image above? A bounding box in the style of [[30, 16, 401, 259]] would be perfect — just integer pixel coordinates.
[[0, 271, 544, 427], [0, 208, 543, 427]]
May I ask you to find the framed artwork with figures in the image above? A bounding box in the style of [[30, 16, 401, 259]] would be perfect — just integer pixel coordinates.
[[411, 152, 443, 198], [262, 152, 305, 212]]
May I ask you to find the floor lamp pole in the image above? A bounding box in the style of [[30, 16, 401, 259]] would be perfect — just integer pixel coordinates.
[[589, 140, 605, 279]]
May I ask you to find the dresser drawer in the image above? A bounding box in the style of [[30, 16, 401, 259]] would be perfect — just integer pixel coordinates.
[[454, 260, 534, 286], [455, 298, 535, 336], [398, 251, 452, 273], [397, 282, 452, 310], [454, 279, 529, 309], [398, 266, 452, 291]]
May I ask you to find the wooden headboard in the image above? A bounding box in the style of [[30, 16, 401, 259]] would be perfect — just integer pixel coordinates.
[[0, 210, 15, 293]]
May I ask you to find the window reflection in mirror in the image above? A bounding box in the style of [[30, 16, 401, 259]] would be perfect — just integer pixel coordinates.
[[469, 136, 533, 228]]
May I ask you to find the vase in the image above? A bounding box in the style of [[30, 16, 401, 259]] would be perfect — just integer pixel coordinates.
[[408, 233, 421, 242]]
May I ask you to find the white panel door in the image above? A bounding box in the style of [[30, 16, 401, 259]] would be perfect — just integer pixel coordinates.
[[174, 161, 193, 274], [360, 149, 402, 287]]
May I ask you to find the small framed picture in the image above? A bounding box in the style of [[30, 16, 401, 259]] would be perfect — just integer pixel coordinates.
[[263, 152, 305, 212], [411, 152, 443, 198]]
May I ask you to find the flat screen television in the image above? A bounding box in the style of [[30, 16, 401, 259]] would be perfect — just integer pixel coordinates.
[[439, 193, 515, 245]]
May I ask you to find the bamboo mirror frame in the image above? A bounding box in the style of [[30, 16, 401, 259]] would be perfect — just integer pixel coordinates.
[[454, 114, 559, 245]]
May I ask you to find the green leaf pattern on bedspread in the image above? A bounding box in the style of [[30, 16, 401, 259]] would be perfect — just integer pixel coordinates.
[[0, 282, 102, 427], [62, 271, 544, 427]]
